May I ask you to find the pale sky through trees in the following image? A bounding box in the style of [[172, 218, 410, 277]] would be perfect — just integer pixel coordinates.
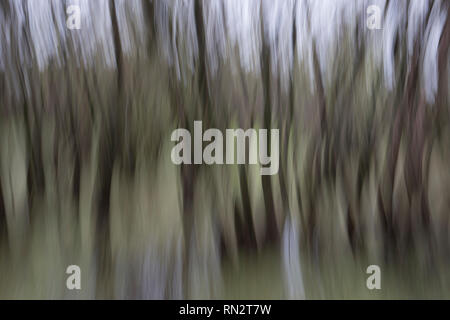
[[0, 0, 446, 102]]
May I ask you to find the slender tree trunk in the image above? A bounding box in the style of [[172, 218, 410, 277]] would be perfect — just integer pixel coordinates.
[[260, 9, 279, 245]]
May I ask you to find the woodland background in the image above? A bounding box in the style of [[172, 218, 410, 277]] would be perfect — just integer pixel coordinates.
[[0, 0, 449, 299]]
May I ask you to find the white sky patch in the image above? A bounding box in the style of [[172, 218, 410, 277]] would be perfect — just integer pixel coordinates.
[[0, 0, 447, 104], [114, 0, 147, 57], [204, 0, 227, 75], [224, 0, 261, 74], [262, 0, 296, 90], [423, 0, 447, 104], [157, 0, 198, 81], [382, 1, 407, 90], [407, 0, 430, 58]]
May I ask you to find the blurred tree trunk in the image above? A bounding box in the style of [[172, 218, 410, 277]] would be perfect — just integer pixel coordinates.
[[436, 3, 450, 251], [437, 3, 450, 125], [260, 7, 279, 246], [278, 2, 297, 226], [142, 0, 156, 50]]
